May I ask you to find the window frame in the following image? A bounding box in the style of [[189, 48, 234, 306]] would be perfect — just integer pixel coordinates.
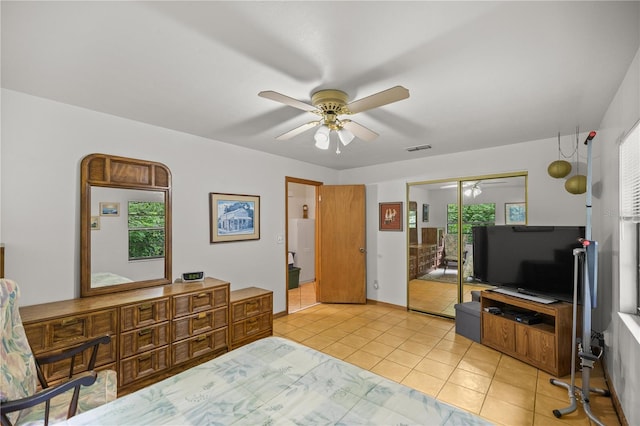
[[619, 119, 640, 315], [446, 202, 497, 238], [127, 200, 166, 261]]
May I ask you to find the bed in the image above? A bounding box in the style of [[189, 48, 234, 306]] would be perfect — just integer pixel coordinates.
[[90, 272, 133, 287], [63, 336, 492, 425]]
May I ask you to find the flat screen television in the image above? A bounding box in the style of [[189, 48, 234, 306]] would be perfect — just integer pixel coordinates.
[[472, 225, 585, 303]]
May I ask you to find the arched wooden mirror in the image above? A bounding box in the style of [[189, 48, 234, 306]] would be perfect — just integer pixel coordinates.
[[80, 153, 172, 297]]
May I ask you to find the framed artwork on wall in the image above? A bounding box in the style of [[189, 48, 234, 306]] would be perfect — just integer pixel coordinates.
[[422, 204, 430, 222], [90, 216, 100, 230], [99, 202, 120, 216], [505, 202, 526, 225], [379, 202, 403, 231], [210, 192, 260, 243]]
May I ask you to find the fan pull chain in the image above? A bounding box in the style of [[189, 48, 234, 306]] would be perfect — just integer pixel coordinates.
[[575, 126, 580, 175]]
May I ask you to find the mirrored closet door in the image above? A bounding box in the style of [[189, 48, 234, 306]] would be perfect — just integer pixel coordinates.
[[408, 173, 527, 317]]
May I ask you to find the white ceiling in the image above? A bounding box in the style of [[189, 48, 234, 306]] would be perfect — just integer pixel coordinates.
[[2, 1, 639, 170]]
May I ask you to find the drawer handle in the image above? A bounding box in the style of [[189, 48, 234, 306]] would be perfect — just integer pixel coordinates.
[[247, 300, 259, 308], [61, 318, 79, 327], [195, 293, 207, 298], [196, 335, 206, 342], [198, 312, 207, 319], [139, 304, 153, 311], [138, 354, 151, 362], [139, 328, 152, 336]]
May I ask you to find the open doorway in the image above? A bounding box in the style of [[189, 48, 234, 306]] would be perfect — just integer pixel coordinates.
[[286, 178, 321, 313]]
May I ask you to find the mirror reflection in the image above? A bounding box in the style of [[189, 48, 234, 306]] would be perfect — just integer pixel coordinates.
[[408, 175, 527, 317], [90, 187, 166, 288]]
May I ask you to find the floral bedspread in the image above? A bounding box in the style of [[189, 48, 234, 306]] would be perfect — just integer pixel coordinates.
[[64, 336, 492, 425]]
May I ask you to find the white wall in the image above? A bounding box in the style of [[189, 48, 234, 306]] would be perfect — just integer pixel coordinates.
[[0, 89, 338, 312], [597, 46, 640, 425]]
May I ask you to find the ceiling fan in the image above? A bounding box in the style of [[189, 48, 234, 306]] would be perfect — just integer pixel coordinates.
[[258, 86, 409, 151]]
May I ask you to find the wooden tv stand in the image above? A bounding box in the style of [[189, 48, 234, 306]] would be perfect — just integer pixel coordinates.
[[480, 290, 576, 377]]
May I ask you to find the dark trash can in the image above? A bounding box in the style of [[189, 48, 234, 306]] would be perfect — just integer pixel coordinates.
[[288, 267, 301, 289]]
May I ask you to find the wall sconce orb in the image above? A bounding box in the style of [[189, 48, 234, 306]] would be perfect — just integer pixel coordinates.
[[565, 175, 587, 194], [547, 160, 572, 178]]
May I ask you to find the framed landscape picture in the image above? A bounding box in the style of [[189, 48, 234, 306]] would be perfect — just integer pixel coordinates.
[[505, 202, 526, 225], [209, 193, 260, 243], [90, 216, 100, 230], [379, 202, 403, 231], [99, 202, 120, 216]]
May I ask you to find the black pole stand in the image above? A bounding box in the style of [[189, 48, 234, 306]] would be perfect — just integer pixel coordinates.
[[550, 132, 610, 425]]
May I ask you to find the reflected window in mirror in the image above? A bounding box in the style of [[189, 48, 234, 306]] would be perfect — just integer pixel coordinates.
[[128, 200, 165, 261]]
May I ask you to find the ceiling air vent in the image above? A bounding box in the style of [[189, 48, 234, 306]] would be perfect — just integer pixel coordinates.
[[406, 144, 432, 152]]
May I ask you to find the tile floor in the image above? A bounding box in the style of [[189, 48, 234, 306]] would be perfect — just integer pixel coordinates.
[[287, 281, 317, 313], [409, 278, 491, 316], [274, 303, 621, 426]]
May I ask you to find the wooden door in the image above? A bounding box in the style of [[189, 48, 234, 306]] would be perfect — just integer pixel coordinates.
[[318, 185, 366, 303]]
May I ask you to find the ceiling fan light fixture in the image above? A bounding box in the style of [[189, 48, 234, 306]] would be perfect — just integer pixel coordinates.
[[314, 125, 330, 149], [337, 128, 354, 146], [464, 184, 482, 198]]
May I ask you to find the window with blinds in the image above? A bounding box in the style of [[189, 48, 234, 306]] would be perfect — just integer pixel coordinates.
[[619, 121, 640, 314], [620, 123, 640, 222]]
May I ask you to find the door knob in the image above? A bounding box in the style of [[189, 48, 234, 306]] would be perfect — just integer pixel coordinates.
[[359, 247, 366, 253]]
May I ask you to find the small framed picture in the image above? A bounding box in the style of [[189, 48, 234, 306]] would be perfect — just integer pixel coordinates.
[[100, 202, 120, 216], [422, 203, 430, 222], [379, 202, 403, 231], [90, 216, 100, 230], [210, 192, 260, 243], [505, 202, 526, 225]]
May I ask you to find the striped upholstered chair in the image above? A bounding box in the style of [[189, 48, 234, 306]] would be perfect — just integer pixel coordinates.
[[0, 279, 117, 426]]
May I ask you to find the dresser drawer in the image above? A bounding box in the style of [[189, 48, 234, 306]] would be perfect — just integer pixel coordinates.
[[173, 286, 229, 318], [121, 298, 170, 331], [172, 327, 228, 366], [120, 322, 170, 358], [231, 294, 272, 322], [172, 306, 228, 341], [41, 338, 118, 383], [119, 346, 170, 387], [24, 309, 117, 358], [230, 312, 272, 346]]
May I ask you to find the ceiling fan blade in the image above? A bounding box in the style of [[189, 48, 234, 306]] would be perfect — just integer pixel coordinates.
[[258, 91, 317, 113], [345, 86, 410, 114], [276, 121, 320, 140], [342, 120, 378, 142]]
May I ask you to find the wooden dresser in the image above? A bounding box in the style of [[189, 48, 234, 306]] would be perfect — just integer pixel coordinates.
[[409, 244, 439, 279], [230, 287, 273, 350], [20, 277, 231, 395]]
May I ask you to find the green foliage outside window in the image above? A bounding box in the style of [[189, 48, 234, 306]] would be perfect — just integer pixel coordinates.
[[128, 201, 165, 260], [447, 203, 496, 239]]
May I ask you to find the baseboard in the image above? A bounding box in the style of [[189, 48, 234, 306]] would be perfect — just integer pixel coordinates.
[[602, 355, 628, 426], [365, 299, 406, 310]]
